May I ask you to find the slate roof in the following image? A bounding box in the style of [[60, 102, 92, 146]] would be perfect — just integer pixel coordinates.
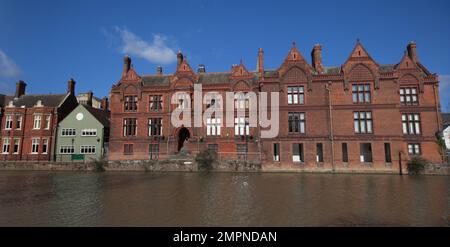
[[138, 63, 419, 86], [7, 94, 67, 108], [442, 113, 450, 128], [142, 75, 171, 86], [83, 105, 110, 128], [198, 72, 231, 84], [142, 72, 248, 86], [380, 64, 396, 72], [323, 67, 341, 74], [0, 94, 14, 109]]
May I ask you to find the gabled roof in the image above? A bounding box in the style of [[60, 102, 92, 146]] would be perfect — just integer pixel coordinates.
[[8, 94, 67, 108], [82, 104, 110, 128], [343, 40, 380, 68]]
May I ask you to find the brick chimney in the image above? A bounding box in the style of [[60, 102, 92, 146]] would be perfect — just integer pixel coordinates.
[[15, 80, 26, 98], [101, 97, 109, 111], [177, 51, 183, 67], [123, 55, 131, 78], [197, 64, 206, 73], [407, 41, 418, 62], [86, 91, 93, 107], [311, 44, 324, 74], [256, 48, 264, 74], [156, 66, 163, 75], [67, 78, 75, 95]]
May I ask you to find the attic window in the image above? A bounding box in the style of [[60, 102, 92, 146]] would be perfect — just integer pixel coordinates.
[[358, 50, 361, 56], [36, 100, 43, 107], [8, 101, 14, 107]]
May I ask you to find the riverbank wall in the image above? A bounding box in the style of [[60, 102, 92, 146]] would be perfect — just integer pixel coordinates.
[[0, 160, 448, 175]]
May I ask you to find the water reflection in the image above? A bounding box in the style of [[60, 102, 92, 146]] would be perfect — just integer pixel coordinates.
[[0, 171, 448, 226]]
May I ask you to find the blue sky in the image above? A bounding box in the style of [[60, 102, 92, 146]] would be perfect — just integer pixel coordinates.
[[0, 0, 449, 111]]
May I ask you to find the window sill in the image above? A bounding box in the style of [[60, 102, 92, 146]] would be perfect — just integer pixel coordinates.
[[360, 162, 373, 166]]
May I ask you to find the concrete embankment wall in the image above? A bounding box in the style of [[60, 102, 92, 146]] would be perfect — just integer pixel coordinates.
[[0, 160, 448, 175]]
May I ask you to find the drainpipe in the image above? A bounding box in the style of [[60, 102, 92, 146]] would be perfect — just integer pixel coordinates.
[[433, 83, 444, 163], [326, 81, 335, 172], [398, 151, 403, 175], [167, 93, 171, 157]]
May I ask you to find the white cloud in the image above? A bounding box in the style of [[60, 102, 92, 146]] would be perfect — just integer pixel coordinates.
[[0, 49, 21, 78], [114, 27, 177, 65], [439, 75, 450, 112]]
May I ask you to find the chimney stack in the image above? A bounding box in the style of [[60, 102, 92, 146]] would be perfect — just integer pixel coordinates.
[[15, 80, 26, 98], [407, 41, 418, 62], [197, 64, 206, 73], [156, 66, 163, 75], [101, 97, 109, 111], [311, 44, 324, 74], [123, 55, 131, 77], [257, 48, 264, 74], [86, 91, 93, 107], [177, 51, 183, 67], [67, 78, 75, 95]]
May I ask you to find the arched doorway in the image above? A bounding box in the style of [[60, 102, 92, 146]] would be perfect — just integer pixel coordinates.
[[177, 127, 190, 151]]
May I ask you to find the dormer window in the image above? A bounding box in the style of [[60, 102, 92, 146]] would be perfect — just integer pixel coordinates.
[[35, 100, 43, 107], [124, 95, 138, 112], [288, 86, 305, 105], [400, 87, 418, 105], [205, 93, 221, 109], [234, 92, 249, 109], [352, 84, 371, 103], [176, 93, 190, 109]]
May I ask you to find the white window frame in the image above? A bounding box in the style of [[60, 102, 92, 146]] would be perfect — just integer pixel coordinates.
[[206, 118, 221, 136], [234, 117, 249, 136], [42, 138, 48, 154], [59, 145, 75, 154], [80, 145, 96, 154], [33, 114, 42, 129], [408, 143, 421, 155], [2, 138, 10, 154], [44, 115, 51, 129], [5, 115, 13, 130], [13, 139, 20, 154], [81, 129, 98, 137], [31, 138, 39, 154], [15, 115, 22, 130], [61, 128, 76, 136]]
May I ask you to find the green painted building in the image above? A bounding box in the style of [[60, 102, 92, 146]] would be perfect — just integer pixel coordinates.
[[56, 103, 110, 162]]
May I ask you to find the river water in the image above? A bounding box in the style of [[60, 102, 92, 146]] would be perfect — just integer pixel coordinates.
[[0, 171, 448, 226]]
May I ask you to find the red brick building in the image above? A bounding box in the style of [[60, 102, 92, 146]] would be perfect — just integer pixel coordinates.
[[108, 41, 443, 171], [0, 79, 78, 161]]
